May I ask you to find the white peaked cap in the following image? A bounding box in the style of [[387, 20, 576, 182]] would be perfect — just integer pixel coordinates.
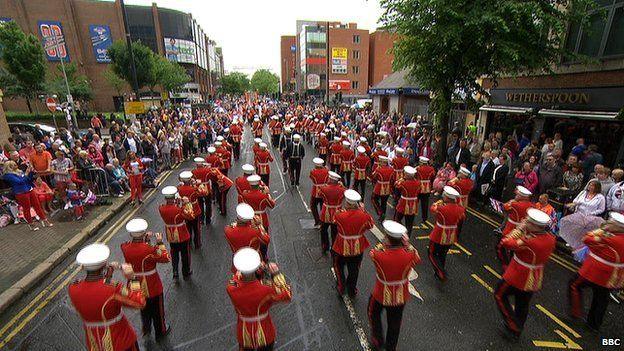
[[194, 157, 206, 164], [314, 118, 319, 122], [313, 157, 324, 166], [233, 247, 261, 274], [254, 138, 262, 144], [609, 212, 624, 228], [224, 128, 230, 132], [215, 141, 223, 146], [217, 136, 224, 141], [341, 131, 347, 136], [375, 142, 383, 147], [334, 136, 341, 141], [179, 171, 193, 180], [259, 142, 267, 149], [404, 166, 416, 176], [76, 243, 110, 271], [285, 127, 291, 132], [344, 189, 361, 203], [320, 120, 326, 123], [443, 186, 460, 199], [527, 208, 551, 226], [342, 141, 350, 146], [162, 185, 178, 198], [126, 218, 148, 237], [419, 156, 430, 163], [293, 134, 301, 140], [357, 146, 366, 153], [247, 175, 261, 185], [289, 123, 296, 128], [236, 203, 255, 221], [378, 156, 389, 163], [383, 220, 407, 239], [207, 146, 216, 153], [459, 166, 470, 176], [395, 147, 405, 154], [320, 132, 326, 137], [360, 137, 367, 142], [254, 117, 260, 121], [516, 185, 532, 197], [328, 171, 341, 180], [168, 137, 175, 142], [242, 164, 255, 174]]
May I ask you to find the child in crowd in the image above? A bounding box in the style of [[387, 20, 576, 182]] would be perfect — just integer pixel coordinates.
[[66, 183, 85, 220]]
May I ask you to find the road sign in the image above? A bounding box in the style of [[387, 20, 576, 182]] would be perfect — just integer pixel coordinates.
[[45, 97, 57, 113], [124, 101, 146, 115]]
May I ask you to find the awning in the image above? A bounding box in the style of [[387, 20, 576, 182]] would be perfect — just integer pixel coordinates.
[[479, 105, 534, 114], [538, 109, 620, 121]]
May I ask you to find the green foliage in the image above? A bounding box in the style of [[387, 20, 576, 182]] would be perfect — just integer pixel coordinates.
[[107, 40, 156, 90], [46, 62, 93, 102], [250, 69, 280, 95], [0, 21, 47, 112], [152, 56, 191, 92], [380, 0, 595, 162], [220, 72, 250, 95], [102, 67, 127, 96]]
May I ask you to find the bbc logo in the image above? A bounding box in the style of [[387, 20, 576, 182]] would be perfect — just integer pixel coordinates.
[[602, 338, 621, 346]]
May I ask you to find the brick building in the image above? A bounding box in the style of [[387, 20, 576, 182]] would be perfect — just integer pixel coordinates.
[[280, 35, 296, 93], [327, 23, 370, 100], [369, 30, 396, 87], [0, 0, 224, 112]]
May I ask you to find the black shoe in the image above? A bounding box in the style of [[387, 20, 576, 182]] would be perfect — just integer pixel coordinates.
[[155, 324, 171, 340], [498, 321, 520, 342], [183, 271, 193, 280], [173, 273, 179, 281]]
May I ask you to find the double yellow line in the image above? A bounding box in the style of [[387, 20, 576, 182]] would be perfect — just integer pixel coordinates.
[[0, 168, 174, 349]]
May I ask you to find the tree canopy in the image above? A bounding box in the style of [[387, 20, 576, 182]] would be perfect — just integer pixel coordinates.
[[380, 0, 594, 162], [221, 72, 250, 95], [107, 40, 156, 91], [102, 67, 127, 96], [47, 62, 93, 102], [0, 21, 47, 112], [250, 69, 280, 95], [151, 55, 191, 93]]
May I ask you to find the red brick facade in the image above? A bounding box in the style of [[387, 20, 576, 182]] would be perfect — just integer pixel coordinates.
[[280, 35, 296, 93], [369, 30, 396, 88]]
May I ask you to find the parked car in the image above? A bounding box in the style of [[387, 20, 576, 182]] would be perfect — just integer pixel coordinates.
[[8, 122, 57, 141]]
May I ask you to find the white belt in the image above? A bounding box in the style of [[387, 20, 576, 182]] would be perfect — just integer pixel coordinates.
[[239, 312, 269, 323], [436, 222, 457, 229], [258, 163, 269, 166], [590, 252, 624, 268], [401, 196, 417, 201], [513, 256, 543, 269], [254, 210, 266, 214], [376, 275, 408, 286], [313, 183, 326, 188], [324, 204, 340, 209], [356, 168, 366, 172], [134, 269, 157, 277], [166, 222, 186, 229], [507, 219, 521, 226], [421, 180, 430, 184], [378, 181, 390, 185], [339, 234, 361, 240], [84, 313, 123, 328]]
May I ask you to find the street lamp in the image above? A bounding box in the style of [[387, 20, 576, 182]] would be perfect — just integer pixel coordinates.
[[51, 32, 78, 131]]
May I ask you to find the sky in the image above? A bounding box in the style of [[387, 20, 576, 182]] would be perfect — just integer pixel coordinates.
[[124, 0, 384, 75]]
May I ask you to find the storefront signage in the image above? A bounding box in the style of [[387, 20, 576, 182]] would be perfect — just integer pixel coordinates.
[[307, 74, 320, 90], [38, 20, 70, 62], [490, 87, 624, 111], [124, 101, 147, 115], [331, 47, 348, 74], [329, 80, 350, 90], [89, 25, 112, 63], [164, 37, 196, 64], [0, 18, 12, 24], [368, 88, 429, 96]]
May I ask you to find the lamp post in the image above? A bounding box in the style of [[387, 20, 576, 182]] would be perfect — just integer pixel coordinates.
[[120, 0, 140, 99], [51, 32, 78, 131]]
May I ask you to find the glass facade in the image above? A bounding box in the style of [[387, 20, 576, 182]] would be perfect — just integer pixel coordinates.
[[159, 8, 193, 41], [565, 0, 624, 59], [126, 6, 158, 52], [300, 25, 327, 96]]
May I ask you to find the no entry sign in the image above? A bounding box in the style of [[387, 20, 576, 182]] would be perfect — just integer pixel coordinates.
[[46, 97, 57, 113]]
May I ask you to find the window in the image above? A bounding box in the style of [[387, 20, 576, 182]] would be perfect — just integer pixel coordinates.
[[564, 0, 624, 59], [353, 35, 360, 44], [351, 81, 359, 89], [605, 6, 624, 55], [352, 66, 359, 74], [352, 50, 360, 59]]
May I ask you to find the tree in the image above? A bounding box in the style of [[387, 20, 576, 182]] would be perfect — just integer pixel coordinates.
[[380, 0, 594, 164], [250, 69, 279, 95], [150, 56, 191, 94], [0, 21, 47, 113], [107, 40, 156, 91], [47, 62, 93, 102], [220, 72, 250, 95], [102, 67, 127, 96]]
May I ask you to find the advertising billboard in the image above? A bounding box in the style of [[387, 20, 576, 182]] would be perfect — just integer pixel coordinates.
[[38, 21, 69, 62], [89, 24, 112, 63], [164, 37, 196, 64], [329, 80, 350, 90], [331, 47, 348, 74], [307, 74, 320, 90]]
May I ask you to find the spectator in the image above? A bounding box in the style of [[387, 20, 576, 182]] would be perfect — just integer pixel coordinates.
[[490, 154, 510, 201], [104, 163, 125, 197], [158, 135, 172, 170], [66, 183, 86, 220], [535, 193, 555, 217], [567, 179, 606, 216], [90, 114, 103, 136], [111, 158, 130, 191], [433, 162, 456, 195], [451, 139, 471, 170], [596, 167, 614, 196], [562, 163, 584, 194], [87, 144, 104, 168], [582, 145, 604, 180], [19, 140, 35, 159], [553, 133, 563, 151], [50, 150, 73, 195], [514, 162, 539, 194], [606, 169, 624, 212], [123, 131, 141, 155], [538, 153, 563, 194], [475, 150, 495, 199], [33, 175, 54, 213], [2, 161, 52, 230], [564, 154, 578, 172], [123, 151, 144, 205], [571, 138, 587, 157], [559, 179, 606, 250], [29, 143, 53, 182]]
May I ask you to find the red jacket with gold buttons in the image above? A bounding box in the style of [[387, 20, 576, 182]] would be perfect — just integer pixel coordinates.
[[370, 242, 420, 306], [333, 207, 373, 256], [121, 240, 170, 298]]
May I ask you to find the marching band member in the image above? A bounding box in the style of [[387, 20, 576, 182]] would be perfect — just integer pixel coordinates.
[[286, 134, 305, 186], [255, 142, 274, 186], [225, 203, 271, 265], [394, 166, 421, 238], [159, 186, 193, 280], [340, 140, 355, 188], [319, 171, 346, 254], [353, 146, 371, 198], [192, 157, 212, 225], [415, 156, 436, 224], [428, 186, 465, 281], [229, 120, 243, 160], [448, 166, 474, 208], [497, 186, 534, 270], [206, 164, 234, 216], [371, 156, 395, 222], [177, 171, 202, 249], [316, 132, 329, 162], [310, 157, 329, 227], [329, 137, 343, 173], [241, 175, 276, 232]]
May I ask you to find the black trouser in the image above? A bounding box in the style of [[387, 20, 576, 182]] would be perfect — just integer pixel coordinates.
[[281, 154, 289, 173], [311, 197, 322, 225], [320, 223, 337, 252], [330, 163, 340, 173], [418, 193, 430, 222], [428, 241, 451, 280], [260, 174, 270, 187], [197, 195, 211, 225], [368, 297, 405, 351], [319, 153, 327, 162], [354, 179, 366, 198], [394, 212, 415, 238], [332, 254, 363, 295], [242, 343, 274, 351], [187, 218, 201, 248], [272, 134, 280, 147], [341, 171, 352, 188], [233, 142, 241, 160], [494, 280, 533, 335], [569, 273, 610, 329], [289, 158, 302, 185], [372, 194, 389, 219], [141, 294, 167, 337], [199, 139, 207, 153], [170, 241, 191, 277], [219, 188, 230, 215]]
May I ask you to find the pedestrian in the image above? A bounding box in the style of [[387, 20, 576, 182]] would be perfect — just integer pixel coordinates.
[[2, 161, 51, 230], [415, 156, 435, 224], [123, 151, 144, 205]]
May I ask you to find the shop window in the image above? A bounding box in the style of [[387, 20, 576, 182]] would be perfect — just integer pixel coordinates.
[[605, 7, 624, 55]]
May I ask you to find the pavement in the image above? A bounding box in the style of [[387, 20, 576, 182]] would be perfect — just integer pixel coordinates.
[[0, 126, 622, 351]]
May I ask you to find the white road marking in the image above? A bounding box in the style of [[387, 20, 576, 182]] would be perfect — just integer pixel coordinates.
[[296, 186, 312, 212], [330, 268, 371, 351]]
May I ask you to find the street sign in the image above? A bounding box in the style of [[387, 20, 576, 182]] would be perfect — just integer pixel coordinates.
[[45, 97, 57, 113], [124, 101, 146, 115]]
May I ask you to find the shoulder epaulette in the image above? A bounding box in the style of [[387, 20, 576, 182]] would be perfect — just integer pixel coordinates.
[[374, 243, 384, 251]]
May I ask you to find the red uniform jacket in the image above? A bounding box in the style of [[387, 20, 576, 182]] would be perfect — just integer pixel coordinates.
[[177, 184, 201, 219], [207, 168, 234, 192], [230, 124, 243, 143], [429, 201, 466, 245], [579, 230, 624, 289], [371, 150, 388, 173], [333, 208, 374, 256], [354, 154, 371, 181], [255, 150, 274, 175], [372, 165, 395, 196], [235, 176, 267, 203], [502, 200, 534, 236], [121, 241, 170, 297], [227, 273, 292, 349], [309, 168, 329, 199], [416, 165, 436, 194], [449, 177, 474, 207], [501, 231, 556, 291], [370, 243, 421, 306], [317, 137, 329, 156], [192, 166, 212, 197], [69, 277, 146, 351], [319, 183, 346, 223], [225, 222, 271, 254], [391, 156, 409, 181], [242, 189, 276, 230], [205, 154, 223, 169], [159, 203, 193, 243], [217, 147, 232, 170], [340, 149, 355, 172], [252, 121, 263, 137], [395, 179, 421, 215], [329, 143, 343, 166], [270, 121, 283, 136]]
